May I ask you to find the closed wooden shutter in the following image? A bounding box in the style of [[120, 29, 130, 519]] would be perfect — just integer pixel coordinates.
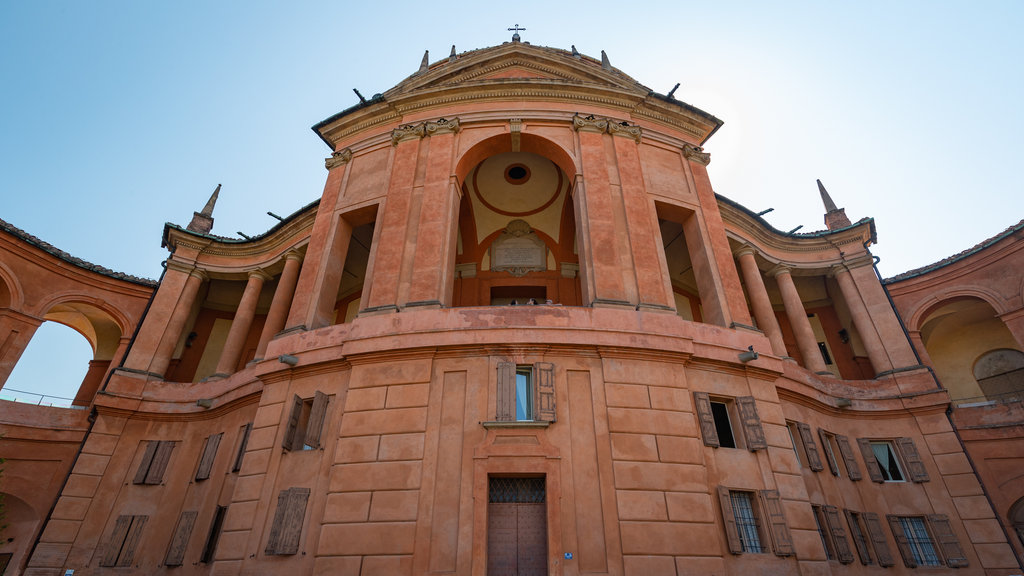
[[897, 437, 929, 482], [195, 433, 223, 481], [823, 505, 854, 563], [496, 362, 516, 422], [717, 486, 742, 554], [863, 512, 895, 567], [927, 514, 968, 567], [760, 489, 794, 556], [304, 391, 329, 449], [796, 423, 822, 470], [887, 515, 916, 567], [119, 515, 147, 567], [818, 428, 839, 475], [133, 441, 159, 485], [857, 438, 885, 483], [233, 422, 252, 472], [266, 487, 310, 555], [146, 441, 174, 484], [844, 509, 872, 565], [201, 505, 228, 563], [164, 510, 198, 567], [836, 435, 862, 480], [694, 392, 720, 447], [736, 396, 766, 451], [533, 362, 556, 422], [283, 394, 303, 450], [101, 515, 134, 566]]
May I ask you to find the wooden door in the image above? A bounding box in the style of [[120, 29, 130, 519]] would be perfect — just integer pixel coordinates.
[[488, 477, 547, 576]]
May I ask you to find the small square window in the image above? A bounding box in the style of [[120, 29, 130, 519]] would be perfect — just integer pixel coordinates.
[[515, 367, 533, 421], [870, 441, 905, 482], [711, 401, 739, 449]]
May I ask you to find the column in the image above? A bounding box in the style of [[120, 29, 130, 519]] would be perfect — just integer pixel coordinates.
[[254, 252, 303, 360], [736, 249, 787, 356], [833, 265, 893, 375], [149, 268, 207, 378], [212, 270, 269, 377], [772, 266, 829, 374]]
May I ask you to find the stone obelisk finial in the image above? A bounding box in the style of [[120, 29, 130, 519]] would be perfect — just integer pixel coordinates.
[[418, 50, 429, 74], [817, 179, 852, 230], [187, 184, 220, 234]]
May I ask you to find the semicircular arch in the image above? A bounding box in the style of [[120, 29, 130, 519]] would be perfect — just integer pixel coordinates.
[[908, 287, 1011, 333], [0, 260, 25, 310], [455, 131, 579, 188]]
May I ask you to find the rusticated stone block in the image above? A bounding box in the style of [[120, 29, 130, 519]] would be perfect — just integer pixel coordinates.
[[330, 461, 422, 492], [675, 556, 726, 576], [368, 490, 420, 521], [610, 433, 659, 461], [378, 433, 425, 461], [605, 383, 651, 408], [335, 436, 380, 463], [623, 554, 676, 575], [616, 490, 668, 521], [360, 554, 413, 576], [345, 387, 386, 412], [656, 435, 702, 464], [664, 492, 714, 523], [620, 521, 719, 555], [318, 522, 416, 555], [385, 383, 430, 408], [323, 492, 371, 523], [339, 407, 427, 436], [313, 555, 362, 576], [613, 461, 706, 492]]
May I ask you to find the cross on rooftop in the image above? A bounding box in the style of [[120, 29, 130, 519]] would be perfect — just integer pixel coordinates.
[[508, 24, 526, 42]]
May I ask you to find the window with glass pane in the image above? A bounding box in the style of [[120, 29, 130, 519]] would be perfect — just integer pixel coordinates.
[[515, 367, 533, 421], [730, 492, 765, 553], [899, 517, 941, 566], [870, 441, 905, 482]]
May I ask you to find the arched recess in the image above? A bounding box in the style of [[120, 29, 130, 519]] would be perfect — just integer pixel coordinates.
[[1010, 497, 1024, 551], [0, 493, 39, 574], [973, 349, 1024, 401], [452, 139, 581, 306], [918, 297, 1023, 402]]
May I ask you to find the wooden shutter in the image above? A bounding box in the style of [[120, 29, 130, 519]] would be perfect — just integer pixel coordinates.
[[118, 515, 147, 567], [141, 441, 174, 485], [201, 505, 228, 563], [101, 515, 134, 566], [818, 429, 839, 475], [533, 362, 556, 422], [496, 361, 516, 421], [736, 396, 766, 451], [266, 487, 310, 555], [887, 515, 917, 567], [694, 392, 720, 447], [283, 394, 303, 450], [133, 441, 159, 484], [863, 512, 895, 567], [165, 510, 198, 566], [304, 391, 329, 449], [844, 509, 872, 565], [897, 437, 929, 482], [796, 423, 822, 470], [857, 438, 885, 482], [760, 489, 794, 556], [233, 422, 252, 472], [195, 433, 223, 481], [823, 505, 854, 563], [927, 514, 968, 567], [836, 435, 862, 480], [717, 486, 742, 554]]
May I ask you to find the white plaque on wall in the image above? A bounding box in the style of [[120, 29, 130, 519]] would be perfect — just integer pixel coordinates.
[[491, 219, 546, 277]]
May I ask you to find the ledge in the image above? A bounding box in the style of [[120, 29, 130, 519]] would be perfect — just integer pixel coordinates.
[[481, 420, 552, 429]]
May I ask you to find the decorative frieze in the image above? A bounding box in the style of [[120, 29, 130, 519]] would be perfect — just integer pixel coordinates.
[[682, 144, 711, 166], [324, 148, 352, 170], [424, 117, 460, 136]]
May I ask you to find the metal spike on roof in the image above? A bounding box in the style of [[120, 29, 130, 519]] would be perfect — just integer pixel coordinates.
[[418, 50, 429, 73], [449, 45, 456, 62], [601, 50, 611, 70], [571, 45, 580, 58]]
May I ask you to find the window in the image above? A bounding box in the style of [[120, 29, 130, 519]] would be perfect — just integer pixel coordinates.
[[871, 441, 904, 481], [812, 505, 835, 559], [283, 392, 329, 451], [786, 421, 823, 470], [817, 429, 841, 477], [888, 514, 968, 568], [695, 393, 766, 451], [232, 422, 253, 472], [495, 362, 555, 423], [717, 487, 793, 556], [858, 438, 930, 483], [195, 432, 223, 481], [100, 514, 148, 567], [133, 441, 175, 485], [164, 510, 198, 567], [844, 510, 874, 565], [265, 487, 310, 555], [811, 504, 855, 563], [201, 505, 227, 563]]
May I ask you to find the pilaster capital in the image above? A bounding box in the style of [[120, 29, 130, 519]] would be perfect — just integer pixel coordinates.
[[248, 269, 273, 283], [608, 120, 642, 143], [682, 144, 711, 166], [572, 113, 609, 134], [324, 148, 352, 170], [767, 264, 792, 279], [391, 123, 425, 146], [424, 117, 460, 136]]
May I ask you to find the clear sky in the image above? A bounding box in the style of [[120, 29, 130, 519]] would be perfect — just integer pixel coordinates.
[[2, 1, 1022, 402]]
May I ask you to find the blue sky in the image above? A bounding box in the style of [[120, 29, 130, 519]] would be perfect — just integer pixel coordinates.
[[2, 1, 1022, 401]]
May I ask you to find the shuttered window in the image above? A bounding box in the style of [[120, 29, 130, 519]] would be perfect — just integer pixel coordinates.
[[164, 510, 197, 567], [823, 505, 855, 563], [232, 422, 252, 472], [717, 487, 792, 556], [857, 438, 928, 483], [927, 514, 969, 568], [835, 434, 862, 480], [201, 505, 228, 563], [760, 490, 794, 556], [133, 441, 175, 485], [282, 393, 330, 451], [887, 514, 968, 568], [265, 487, 310, 555], [863, 512, 896, 567], [696, 394, 764, 451], [817, 429, 841, 476], [100, 514, 148, 567], [843, 509, 873, 565], [195, 433, 223, 481], [495, 361, 555, 423], [796, 422, 823, 470], [695, 392, 720, 448], [896, 437, 930, 482]]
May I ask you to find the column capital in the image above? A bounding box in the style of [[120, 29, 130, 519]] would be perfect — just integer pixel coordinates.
[[572, 113, 609, 134], [324, 148, 352, 170], [734, 246, 758, 259], [682, 144, 711, 166], [608, 120, 642, 143], [424, 117, 460, 136], [391, 123, 425, 146], [165, 259, 194, 275], [284, 250, 305, 263], [248, 269, 273, 282], [768, 264, 792, 278]]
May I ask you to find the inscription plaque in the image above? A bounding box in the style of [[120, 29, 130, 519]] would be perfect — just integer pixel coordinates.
[[491, 220, 546, 276]]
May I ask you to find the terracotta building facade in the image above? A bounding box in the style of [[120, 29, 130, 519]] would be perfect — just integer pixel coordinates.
[[1, 40, 1022, 575]]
